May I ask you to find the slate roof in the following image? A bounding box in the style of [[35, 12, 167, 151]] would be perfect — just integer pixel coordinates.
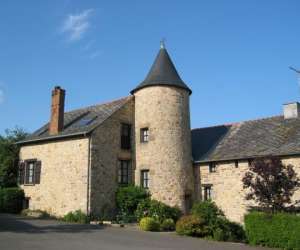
[[17, 96, 132, 144], [131, 47, 192, 94], [192, 115, 300, 163]]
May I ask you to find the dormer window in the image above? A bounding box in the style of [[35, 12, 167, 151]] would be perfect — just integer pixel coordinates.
[[140, 128, 149, 143]]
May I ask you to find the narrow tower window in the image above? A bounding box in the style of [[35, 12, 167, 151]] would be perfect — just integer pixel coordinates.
[[141, 170, 150, 188], [140, 128, 149, 143]]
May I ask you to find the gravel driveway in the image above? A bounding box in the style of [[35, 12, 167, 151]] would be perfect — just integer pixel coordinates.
[[0, 214, 270, 250]]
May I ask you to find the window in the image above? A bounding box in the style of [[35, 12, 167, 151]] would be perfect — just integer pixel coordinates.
[[140, 128, 149, 143], [203, 185, 212, 200], [141, 170, 150, 189], [235, 160, 239, 168], [27, 162, 35, 184], [118, 160, 131, 185], [209, 162, 216, 173], [19, 160, 41, 185], [121, 123, 131, 150]]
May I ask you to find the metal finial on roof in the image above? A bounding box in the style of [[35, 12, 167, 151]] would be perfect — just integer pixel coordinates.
[[160, 39, 165, 49]]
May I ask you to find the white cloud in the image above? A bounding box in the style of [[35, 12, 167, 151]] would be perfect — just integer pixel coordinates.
[[61, 9, 94, 42], [0, 89, 4, 104]]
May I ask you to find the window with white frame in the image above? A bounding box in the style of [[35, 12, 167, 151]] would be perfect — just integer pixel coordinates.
[[209, 162, 216, 173], [203, 185, 212, 200], [141, 170, 150, 189], [140, 128, 149, 143]]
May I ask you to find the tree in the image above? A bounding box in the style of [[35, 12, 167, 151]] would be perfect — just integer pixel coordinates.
[[242, 156, 300, 213], [0, 127, 28, 188]]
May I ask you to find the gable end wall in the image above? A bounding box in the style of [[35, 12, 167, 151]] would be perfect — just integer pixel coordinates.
[[19, 138, 90, 216]]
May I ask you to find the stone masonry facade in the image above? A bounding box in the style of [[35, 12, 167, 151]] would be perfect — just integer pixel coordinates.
[[18, 46, 300, 223], [89, 98, 134, 217], [134, 86, 194, 212], [20, 138, 90, 216], [197, 157, 300, 223]]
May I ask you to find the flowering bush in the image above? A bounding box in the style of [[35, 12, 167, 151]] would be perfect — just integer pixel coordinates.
[[135, 199, 181, 223]]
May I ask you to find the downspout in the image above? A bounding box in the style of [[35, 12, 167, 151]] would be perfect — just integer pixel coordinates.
[[86, 133, 92, 216]]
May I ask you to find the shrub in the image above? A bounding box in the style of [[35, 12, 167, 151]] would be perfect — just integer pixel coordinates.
[[245, 212, 300, 249], [212, 217, 245, 242], [161, 218, 175, 231], [176, 215, 209, 237], [191, 200, 224, 225], [63, 210, 89, 224], [135, 199, 181, 223], [213, 228, 226, 241], [116, 186, 149, 222], [139, 217, 160, 231], [0, 187, 24, 213]]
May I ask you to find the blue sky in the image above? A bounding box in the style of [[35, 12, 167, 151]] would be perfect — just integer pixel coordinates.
[[1, 1, 300, 134]]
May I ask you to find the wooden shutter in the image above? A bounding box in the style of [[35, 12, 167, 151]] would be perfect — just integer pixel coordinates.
[[18, 162, 25, 185], [34, 161, 42, 184], [24, 161, 29, 184]]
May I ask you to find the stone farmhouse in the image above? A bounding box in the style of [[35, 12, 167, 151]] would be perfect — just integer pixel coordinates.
[[17, 44, 300, 223]]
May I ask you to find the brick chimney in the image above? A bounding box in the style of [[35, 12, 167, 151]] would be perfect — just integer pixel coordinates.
[[49, 86, 65, 135]]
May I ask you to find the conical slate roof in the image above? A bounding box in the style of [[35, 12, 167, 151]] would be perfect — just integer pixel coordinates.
[[131, 46, 192, 94]]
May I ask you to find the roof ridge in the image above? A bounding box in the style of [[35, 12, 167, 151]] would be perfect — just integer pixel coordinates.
[[65, 96, 132, 114], [192, 124, 231, 131], [192, 114, 283, 131]]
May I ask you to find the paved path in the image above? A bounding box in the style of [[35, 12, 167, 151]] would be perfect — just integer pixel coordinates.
[[0, 214, 269, 250]]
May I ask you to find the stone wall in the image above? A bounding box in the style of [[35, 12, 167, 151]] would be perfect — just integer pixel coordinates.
[[19, 138, 89, 216], [89, 97, 134, 217], [134, 86, 194, 212], [197, 156, 300, 223]]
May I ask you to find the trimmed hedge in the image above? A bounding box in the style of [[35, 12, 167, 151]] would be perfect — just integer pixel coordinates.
[[245, 212, 300, 249], [0, 187, 24, 213], [139, 217, 160, 231]]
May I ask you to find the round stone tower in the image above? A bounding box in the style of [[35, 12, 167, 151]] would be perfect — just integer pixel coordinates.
[[131, 44, 194, 212]]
